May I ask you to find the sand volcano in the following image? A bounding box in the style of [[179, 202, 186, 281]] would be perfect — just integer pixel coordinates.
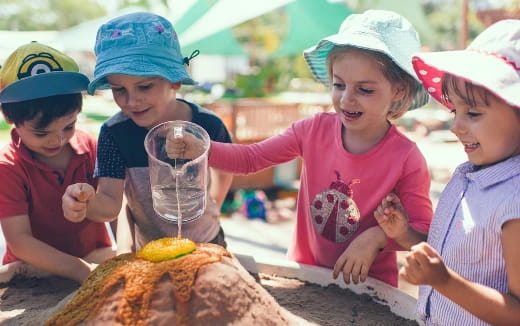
[[44, 238, 308, 326]]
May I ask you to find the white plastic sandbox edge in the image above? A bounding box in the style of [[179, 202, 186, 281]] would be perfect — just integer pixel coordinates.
[[234, 253, 424, 325]]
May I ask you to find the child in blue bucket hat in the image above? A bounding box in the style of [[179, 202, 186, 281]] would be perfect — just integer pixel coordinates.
[[166, 10, 433, 287], [62, 12, 233, 252], [0, 42, 114, 283], [375, 19, 520, 325]]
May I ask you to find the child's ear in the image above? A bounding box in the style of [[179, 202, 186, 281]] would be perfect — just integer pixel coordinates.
[[171, 82, 182, 90], [392, 86, 405, 102]]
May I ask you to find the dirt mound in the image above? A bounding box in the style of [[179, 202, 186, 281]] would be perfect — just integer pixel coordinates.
[[44, 243, 308, 326]]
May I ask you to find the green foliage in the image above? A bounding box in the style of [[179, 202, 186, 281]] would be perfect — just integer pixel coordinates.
[[234, 55, 312, 97], [0, 119, 10, 130], [235, 72, 265, 98], [84, 113, 111, 122], [419, 0, 485, 50], [117, 0, 152, 10], [0, 0, 106, 30]]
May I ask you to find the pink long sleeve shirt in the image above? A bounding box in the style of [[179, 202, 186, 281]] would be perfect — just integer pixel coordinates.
[[210, 112, 432, 286]]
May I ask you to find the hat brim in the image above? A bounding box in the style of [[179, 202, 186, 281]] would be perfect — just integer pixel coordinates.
[[0, 72, 89, 103], [413, 50, 520, 109], [304, 35, 393, 84], [88, 55, 196, 95], [304, 35, 429, 110]]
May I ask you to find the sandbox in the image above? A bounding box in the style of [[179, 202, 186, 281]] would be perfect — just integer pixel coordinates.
[[0, 251, 422, 325]]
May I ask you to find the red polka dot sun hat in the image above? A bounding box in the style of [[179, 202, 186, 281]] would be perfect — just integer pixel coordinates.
[[412, 19, 520, 110]]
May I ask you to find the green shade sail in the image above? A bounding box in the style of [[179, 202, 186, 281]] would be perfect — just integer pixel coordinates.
[[273, 0, 353, 56], [176, 0, 247, 56]]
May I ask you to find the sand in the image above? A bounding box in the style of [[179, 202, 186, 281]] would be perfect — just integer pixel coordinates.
[[0, 276, 79, 326], [259, 273, 418, 326], [0, 272, 418, 326]]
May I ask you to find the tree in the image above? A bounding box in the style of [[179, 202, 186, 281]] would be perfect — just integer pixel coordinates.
[[0, 0, 106, 30]]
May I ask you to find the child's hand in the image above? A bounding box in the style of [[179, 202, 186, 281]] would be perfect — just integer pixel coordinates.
[[332, 227, 385, 285], [399, 242, 450, 287], [374, 193, 409, 240], [62, 183, 95, 223], [76, 261, 99, 283], [165, 129, 206, 160]]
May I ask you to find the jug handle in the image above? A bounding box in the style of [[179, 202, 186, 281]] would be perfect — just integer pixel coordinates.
[[173, 126, 183, 175], [173, 126, 183, 139]]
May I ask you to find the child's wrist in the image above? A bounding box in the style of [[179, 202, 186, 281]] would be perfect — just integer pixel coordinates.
[[371, 226, 388, 250], [394, 230, 407, 243]]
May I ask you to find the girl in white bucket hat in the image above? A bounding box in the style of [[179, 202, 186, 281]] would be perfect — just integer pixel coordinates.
[[375, 19, 520, 325], [167, 10, 433, 288]]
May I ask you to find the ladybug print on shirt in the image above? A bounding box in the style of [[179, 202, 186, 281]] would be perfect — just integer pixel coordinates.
[[310, 171, 360, 242]]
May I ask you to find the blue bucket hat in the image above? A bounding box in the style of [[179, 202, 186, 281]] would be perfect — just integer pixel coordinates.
[[303, 10, 429, 110], [88, 12, 196, 95]]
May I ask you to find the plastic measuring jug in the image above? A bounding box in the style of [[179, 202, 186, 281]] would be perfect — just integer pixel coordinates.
[[144, 120, 210, 223]]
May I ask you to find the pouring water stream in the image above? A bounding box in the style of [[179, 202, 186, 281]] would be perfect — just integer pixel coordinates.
[[173, 126, 183, 238]]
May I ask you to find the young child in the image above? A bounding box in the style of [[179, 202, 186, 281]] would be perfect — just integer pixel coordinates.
[[61, 12, 233, 253], [167, 10, 433, 287], [0, 42, 114, 283], [374, 19, 520, 325]]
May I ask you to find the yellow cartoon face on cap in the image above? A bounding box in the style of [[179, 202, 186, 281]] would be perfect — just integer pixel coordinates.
[[17, 52, 64, 80], [0, 42, 80, 91], [0, 42, 88, 103]]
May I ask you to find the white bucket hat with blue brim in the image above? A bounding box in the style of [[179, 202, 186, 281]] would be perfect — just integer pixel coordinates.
[[88, 12, 197, 95], [412, 19, 520, 110], [303, 9, 429, 110]]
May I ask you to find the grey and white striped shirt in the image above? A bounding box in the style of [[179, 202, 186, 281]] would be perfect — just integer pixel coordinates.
[[417, 155, 520, 326]]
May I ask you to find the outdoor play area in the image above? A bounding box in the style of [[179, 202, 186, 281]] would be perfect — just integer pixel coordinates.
[[1, 0, 519, 325]]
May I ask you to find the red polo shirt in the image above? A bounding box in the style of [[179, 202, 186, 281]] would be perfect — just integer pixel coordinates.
[[0, 128, 112, 264]]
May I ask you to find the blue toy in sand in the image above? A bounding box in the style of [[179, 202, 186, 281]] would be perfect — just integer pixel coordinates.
[[222, 189, 267, 221], [239, 190, 267, 221]]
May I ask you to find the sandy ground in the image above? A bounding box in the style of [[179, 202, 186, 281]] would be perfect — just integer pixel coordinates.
[[0, 215, 421, 325], [260, 273, 419, 326], [0, 276, 78, 325], [0, 258, 420, 326]]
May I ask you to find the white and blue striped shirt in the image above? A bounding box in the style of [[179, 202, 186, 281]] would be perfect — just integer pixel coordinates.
[[417, 155, 520, 326]]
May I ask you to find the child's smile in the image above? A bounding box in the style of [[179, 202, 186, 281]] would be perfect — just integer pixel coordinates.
[[462, 142, 479, 153], [342, 111, 363, 121]]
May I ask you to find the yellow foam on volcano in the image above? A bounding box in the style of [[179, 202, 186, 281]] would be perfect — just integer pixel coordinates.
[[136, 237, 196, 262]]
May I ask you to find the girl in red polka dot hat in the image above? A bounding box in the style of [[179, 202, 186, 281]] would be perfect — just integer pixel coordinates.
[[375, 19, 520, 325], [168, 10, 434, 288]]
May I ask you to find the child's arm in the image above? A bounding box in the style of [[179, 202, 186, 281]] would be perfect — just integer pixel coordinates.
[[332, 226, 387, 285], [1, 215, 95, 283], [402, 220, 520, 326], [63, 177, 124, 223], [374, 193, 427, 250], [167, 123, 303, 175]]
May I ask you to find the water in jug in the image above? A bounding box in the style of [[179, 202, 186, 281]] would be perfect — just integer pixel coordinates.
[[144, 120, 210, 229]]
